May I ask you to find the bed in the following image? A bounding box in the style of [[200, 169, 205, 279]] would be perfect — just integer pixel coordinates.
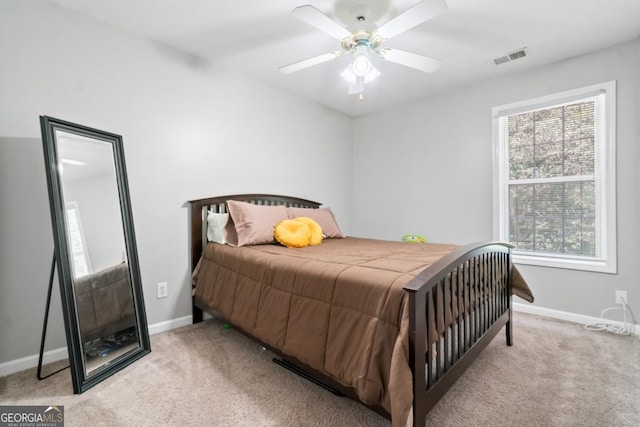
[[188, 194, 533, 427]]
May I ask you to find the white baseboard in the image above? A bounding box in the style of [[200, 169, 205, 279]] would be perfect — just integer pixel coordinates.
[[0, 346, 70, 379], [0, 315, 194, 377], [513, 302, 640, 336], [147, 315, 193, 335]]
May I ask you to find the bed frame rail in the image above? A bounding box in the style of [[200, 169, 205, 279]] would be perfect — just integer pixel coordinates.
[[403, 242, 513, 426]]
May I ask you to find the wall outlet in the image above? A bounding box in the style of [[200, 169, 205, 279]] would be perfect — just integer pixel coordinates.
[[157, 282, 168, 299], [615, 290, 627, 305]]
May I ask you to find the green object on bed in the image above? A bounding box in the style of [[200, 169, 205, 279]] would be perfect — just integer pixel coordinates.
[[401, 234, 427, 243]]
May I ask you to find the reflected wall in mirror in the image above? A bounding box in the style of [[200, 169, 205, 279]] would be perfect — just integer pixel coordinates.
[[40, 116, 150, 393]]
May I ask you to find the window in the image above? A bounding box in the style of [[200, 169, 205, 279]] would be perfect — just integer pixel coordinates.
[[492, 81, 616, 273], [66, 201, 92, 277]]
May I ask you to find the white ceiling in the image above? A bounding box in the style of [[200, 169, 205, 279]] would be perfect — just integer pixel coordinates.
[[52, 0, 640, 117]]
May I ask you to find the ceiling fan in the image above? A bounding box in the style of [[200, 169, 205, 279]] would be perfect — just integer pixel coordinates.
[[279, 0, 448, 100]]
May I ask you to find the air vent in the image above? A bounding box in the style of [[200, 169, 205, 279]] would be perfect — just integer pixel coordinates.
[[493, 47, 528, 65]]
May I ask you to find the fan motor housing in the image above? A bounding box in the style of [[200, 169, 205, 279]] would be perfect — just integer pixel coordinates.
[[341, 30, 382, 52]]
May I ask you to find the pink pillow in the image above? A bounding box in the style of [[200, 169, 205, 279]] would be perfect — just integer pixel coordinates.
[[226, 200, 289, 246], [285, 207, 344, 239]]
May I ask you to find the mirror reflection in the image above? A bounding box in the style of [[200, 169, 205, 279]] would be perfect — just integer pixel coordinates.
[[55, 130, 141, 376]]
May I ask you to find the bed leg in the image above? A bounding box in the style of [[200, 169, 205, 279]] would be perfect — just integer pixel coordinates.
[[506, 306, 513, 346], [193, 298, 203, 324], [506, 268, 513, 346], [413, 405, 427, 427], [506, 321, 513, 346]]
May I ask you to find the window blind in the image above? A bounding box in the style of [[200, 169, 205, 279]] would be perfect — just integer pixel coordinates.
[[506, 96, 602, 257]]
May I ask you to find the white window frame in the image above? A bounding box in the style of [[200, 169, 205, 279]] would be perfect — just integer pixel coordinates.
[[65, 201, 92, 277], [492, 81, 617, 273]]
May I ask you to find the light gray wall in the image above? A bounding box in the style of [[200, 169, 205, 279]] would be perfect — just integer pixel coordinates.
[[0, 137, 68, 364], [353, 39, 640, 321], [0, 1, 353, 364]]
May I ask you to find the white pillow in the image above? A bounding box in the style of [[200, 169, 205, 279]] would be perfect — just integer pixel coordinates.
[[207, 211, 229, 244]]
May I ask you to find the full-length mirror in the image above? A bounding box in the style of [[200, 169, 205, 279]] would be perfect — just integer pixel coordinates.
[[40, 116, 150, 393]]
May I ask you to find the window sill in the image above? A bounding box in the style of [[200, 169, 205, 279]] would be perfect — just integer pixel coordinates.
[[513, 252, 617, 274]]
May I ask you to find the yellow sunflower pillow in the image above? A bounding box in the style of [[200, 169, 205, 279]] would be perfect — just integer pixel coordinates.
[[274, 219, 312, 248], [293, 217, 323, 246]]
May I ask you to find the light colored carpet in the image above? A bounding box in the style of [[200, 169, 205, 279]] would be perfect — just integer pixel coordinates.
[[1, 312, 638, 426]]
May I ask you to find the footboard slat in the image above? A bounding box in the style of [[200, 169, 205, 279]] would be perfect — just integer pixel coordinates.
[[457, 267, 463, 363], [473, 259, 479, 342], [492, 255, 496, 321], [404, 242, 514, 427], [482, 254, 487, 334], [425, 289, 434, 389], [492, 255, 497, 322], [464, 262, 471, 354], [435, 283, 442, 379], [489, 254, 495, 324], [443, 276, 450, 373]]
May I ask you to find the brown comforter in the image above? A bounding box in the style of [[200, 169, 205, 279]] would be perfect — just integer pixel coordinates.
[[193, 237, 533, 426], [75, 262, 135, 342]]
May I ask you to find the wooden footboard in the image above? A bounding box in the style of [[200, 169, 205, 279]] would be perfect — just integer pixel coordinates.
[[403, 242, 513, 426]]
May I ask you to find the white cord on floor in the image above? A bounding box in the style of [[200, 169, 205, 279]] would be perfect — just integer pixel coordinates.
[[585, 300, 631, 335]]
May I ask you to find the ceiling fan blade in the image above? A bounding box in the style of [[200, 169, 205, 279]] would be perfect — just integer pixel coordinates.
[[379, 48, 442, 72], [279, 51, 341, 74], [291, 5, 352, 40], [375, 0, 447, 40]]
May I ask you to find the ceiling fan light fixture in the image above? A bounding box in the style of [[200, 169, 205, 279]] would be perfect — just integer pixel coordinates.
[[341, 55, 380, 83], [341, 53, 380, 99], [363, 66, 380, 83], [352, 53, 372, 77], [340, 64, 357, 84]]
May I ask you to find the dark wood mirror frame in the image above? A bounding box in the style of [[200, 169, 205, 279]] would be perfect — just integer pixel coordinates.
[[40, 116, 150, 393]]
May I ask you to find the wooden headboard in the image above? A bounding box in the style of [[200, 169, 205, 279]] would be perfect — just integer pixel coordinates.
[[187, 194, 321, 271]]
